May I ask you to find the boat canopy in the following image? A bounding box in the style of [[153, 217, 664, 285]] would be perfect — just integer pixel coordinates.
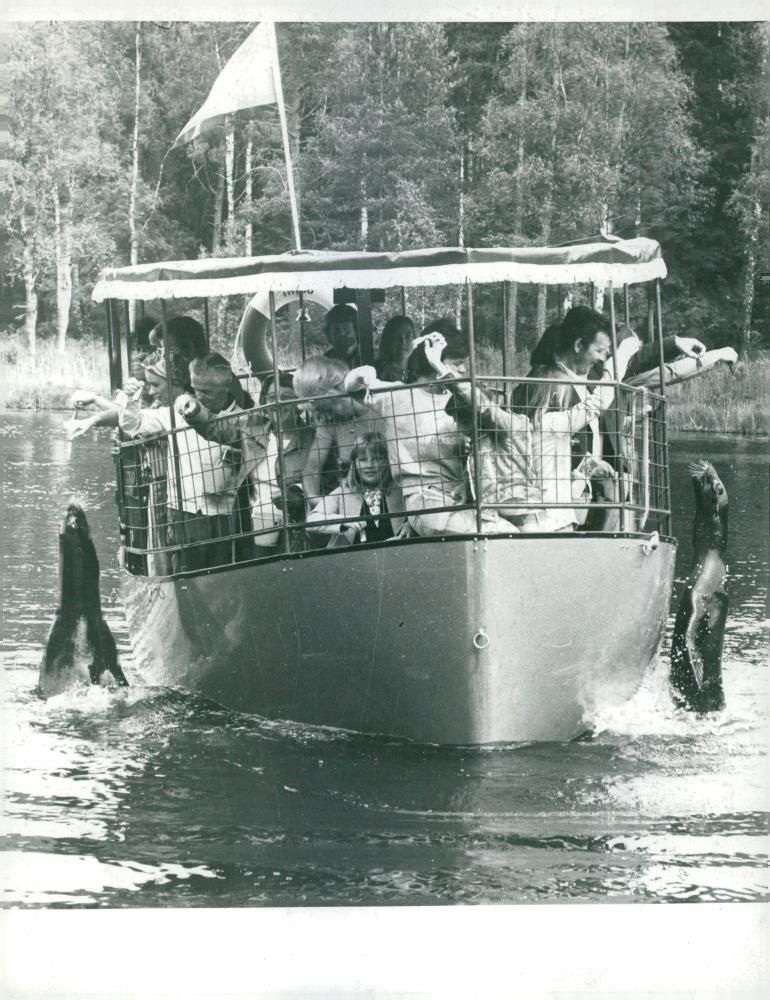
[[92, 238, 667, 303]]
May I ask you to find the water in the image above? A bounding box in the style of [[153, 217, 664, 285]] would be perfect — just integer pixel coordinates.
[[1, 412, 767, 908]]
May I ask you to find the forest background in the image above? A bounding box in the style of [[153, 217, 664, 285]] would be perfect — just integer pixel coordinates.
[[1, 20, 768, 430]]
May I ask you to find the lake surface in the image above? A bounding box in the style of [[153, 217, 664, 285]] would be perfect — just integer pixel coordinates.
[[1, 412, 767, 908]]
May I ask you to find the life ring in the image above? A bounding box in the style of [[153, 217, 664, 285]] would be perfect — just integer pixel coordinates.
[[233, 288, 336, 377]]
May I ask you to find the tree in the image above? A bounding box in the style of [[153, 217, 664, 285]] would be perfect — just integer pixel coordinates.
[[726, 23, 770, 354], [300, 24, 461, 252], [468, 23, 708, 344], [5, 24, 125, 350]]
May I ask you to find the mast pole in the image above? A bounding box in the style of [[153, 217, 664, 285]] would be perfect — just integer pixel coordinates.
[[268, 23, 301, 252]]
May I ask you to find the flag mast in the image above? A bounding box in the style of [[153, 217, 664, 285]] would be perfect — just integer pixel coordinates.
[[173, 22, 302, 253], [267, 23, 302, 252]]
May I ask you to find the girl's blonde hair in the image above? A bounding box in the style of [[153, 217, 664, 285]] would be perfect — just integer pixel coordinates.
[[292, 356, 349, 399], [347, 432, 393, 491]]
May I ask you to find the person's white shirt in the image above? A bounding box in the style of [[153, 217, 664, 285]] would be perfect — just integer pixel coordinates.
[[117, 392, 239, 517]]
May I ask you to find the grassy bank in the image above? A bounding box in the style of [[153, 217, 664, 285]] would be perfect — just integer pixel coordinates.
[[0, 335, 110, 410], [666, 353, 770, 435]]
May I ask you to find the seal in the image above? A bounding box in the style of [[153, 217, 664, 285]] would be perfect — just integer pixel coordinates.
[[670, 460, 728, 712], [39, 502, 128, 696]]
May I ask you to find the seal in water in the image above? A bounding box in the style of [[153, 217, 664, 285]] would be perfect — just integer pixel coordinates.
[[39, 502, 128, 696], [670, 460, 728, 712]]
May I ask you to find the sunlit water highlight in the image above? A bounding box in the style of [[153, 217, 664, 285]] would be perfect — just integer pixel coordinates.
[[1, 413, 767, 907]]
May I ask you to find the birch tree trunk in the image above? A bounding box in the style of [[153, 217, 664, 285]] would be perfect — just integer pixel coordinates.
[[505, 283, 518, 359], [128, 21, 142, 331], [244, 138, 253, 256], [455, 147, 465, 328], [504, 46, 528, 356], [536, 126, 556, 336], [53, 185, 73, 354], [360, 166, 368, 250], [738, 175, 762, 358], [20, 214, 38, 359], [224, 118, 236, 249], [212, 168, 225, 254]]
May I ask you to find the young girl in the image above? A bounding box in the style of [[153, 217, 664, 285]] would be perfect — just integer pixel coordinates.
[[293, 356, 384, 503], [306, 432, 405, 545]]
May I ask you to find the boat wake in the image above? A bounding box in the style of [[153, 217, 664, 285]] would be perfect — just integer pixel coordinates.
[[587, 655, 762, 739]]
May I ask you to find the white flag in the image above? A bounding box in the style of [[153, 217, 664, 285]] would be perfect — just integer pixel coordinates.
[[174, 23, 278, 147]]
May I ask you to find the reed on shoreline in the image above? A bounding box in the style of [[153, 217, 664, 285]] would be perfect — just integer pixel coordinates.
[[2, 334, 767, 436], [0, 335, 110, 410], [666, 354, 770, 436]]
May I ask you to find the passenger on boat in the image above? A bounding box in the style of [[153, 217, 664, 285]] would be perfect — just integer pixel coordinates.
[[149, 315, 252, 409], [114, 348, 189, 574], [175, 353, 272, 556], [178, 369, 315, 555], [292, 356, 385, 503], [119, 351, 245, 573], [321, 304, 362, 369], [524, 310, 707, 530], [513, 332, 642, 532], [375, 315, 415, 382], [344, 323, 494, 536], [306, 432, 405, 546], [148, 315, 207, 360], [65, 316, 161, 438], [256, 372, 315, 550], [443, 382, 542, 532], [528, 308, 707, 376]]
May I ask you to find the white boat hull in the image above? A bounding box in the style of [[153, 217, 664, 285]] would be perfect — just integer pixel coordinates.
[[123, 534, 676, 744]]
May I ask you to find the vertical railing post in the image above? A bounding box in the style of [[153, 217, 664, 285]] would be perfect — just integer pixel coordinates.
[[501, 281, 508, 382], [465, 279, 483, 534], [104, 300, 115, 391], [105, 299, 122, 393], [646, 283, 655, 344], [655, 279, 671, 535], [160, 300, 186, 570], [298, 291, 307, 361], [203, 300, 210, 349], [122, 300, 133, 379], [607, 281, 626, 531], [623, 284, 630, 329], [640, 387, 650, 531], [269, 291, 290, 554]]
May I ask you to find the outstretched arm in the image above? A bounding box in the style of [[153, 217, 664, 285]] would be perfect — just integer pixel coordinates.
[[117, 381, 169, 437], [344, 366, 398, 394], [64, 409, 119, 438]]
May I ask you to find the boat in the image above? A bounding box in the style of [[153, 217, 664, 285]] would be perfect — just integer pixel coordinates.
[[92, 238, 677, 744]]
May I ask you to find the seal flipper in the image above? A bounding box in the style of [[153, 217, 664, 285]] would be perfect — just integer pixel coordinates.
[[39, 615, 78, 694], [86, 615, 129, 687], [684, 591, 708, 689], [696, 590, 728, 711]]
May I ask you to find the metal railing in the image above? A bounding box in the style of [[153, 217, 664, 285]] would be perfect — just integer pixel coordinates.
[[113, 374, 670, 577]]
